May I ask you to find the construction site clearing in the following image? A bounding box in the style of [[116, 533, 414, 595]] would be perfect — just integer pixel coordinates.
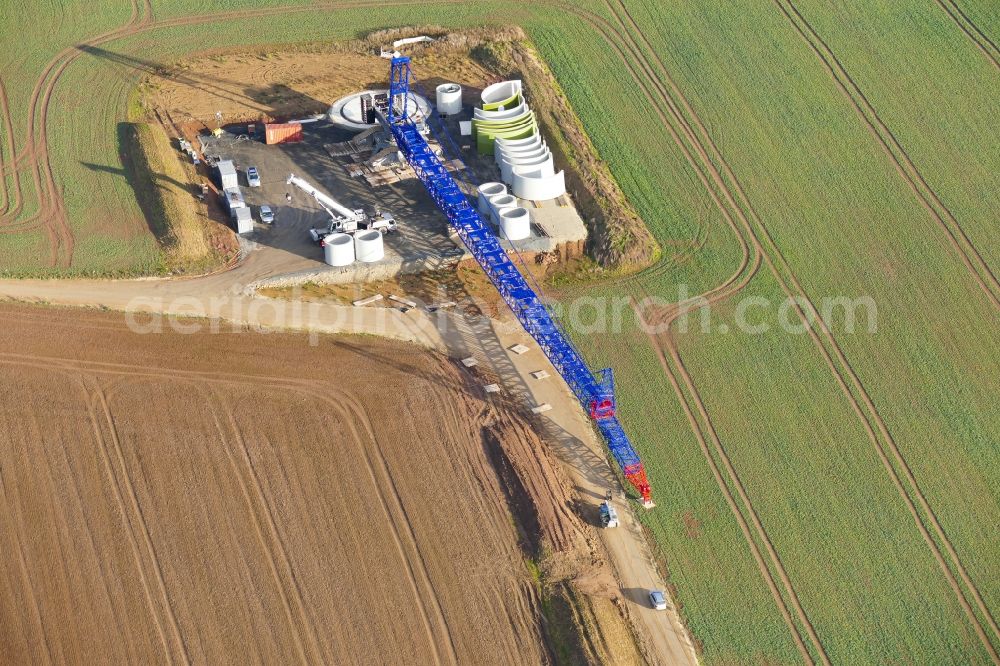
[[183, 80, 587, 290], [109, 33, 680, 663], [148, 31, 654, 515]]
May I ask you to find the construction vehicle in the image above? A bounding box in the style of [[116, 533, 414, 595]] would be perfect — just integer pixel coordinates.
[[599, 501, 619, 528], [286, 173, 397, 242]]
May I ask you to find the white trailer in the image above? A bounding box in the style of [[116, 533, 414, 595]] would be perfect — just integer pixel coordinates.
[[216, 160, 238, 189], [223, 187, 246, 217], [233, 206, 253, 234]]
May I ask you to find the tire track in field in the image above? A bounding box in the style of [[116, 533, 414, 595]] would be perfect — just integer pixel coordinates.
[[313, 385, 461, 665], [633, 302, 822, 664], [10, 0, 146, 256], [1, 0, 152, 257], [48, 374, 134, 654], [424, 378, 526, 560], [419, 367, 553, 644], [590, 1, 827, 661], [192, 384, 325, 665], [604, 0, 996, 660], [774, 0, 1000, 310], [0, 350, 317, 390], [542, 2, 747, 300], [5, 348, 329, 662], [0, 343, 525, 659], [0, 442, 57, 664], [545, 3, 760, 330], [53, 357, 376, 661], [91, 378, 192, 664], [0, 77, 15, 216], [774, 0, 1000, 654], [0, 0, 145, 248], [81, 375, 188, 665], [607, 0, 1000, 659], [555, 2, 761, 315], [932, 0, 1000, 70], [388, 372, 536, 659], [0, 345, 464, 663]]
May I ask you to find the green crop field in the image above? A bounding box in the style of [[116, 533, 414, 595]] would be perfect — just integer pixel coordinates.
[[1, 1, 997, 663]]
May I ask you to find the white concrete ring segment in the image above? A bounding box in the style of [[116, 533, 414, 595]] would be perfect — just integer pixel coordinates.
[[473, 101, 529, 121], [477, 182, 507, 214], [495, 133, 545, 149], [511, 169, 566, 200], [481, 79, 522, 105], [498, 206, 531, 240], [494, 136, 544, 161], [501, 152, 554, 183], [354, 230, 385, 262], [435, 83, 462, 115], [323, 233, 355, 266]]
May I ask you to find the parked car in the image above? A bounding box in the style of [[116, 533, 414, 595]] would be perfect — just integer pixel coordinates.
[[246, 166, 261, 187], [599, 501, 619, 528], [259, 205, 274, 224], [648, 590, 668, 611]]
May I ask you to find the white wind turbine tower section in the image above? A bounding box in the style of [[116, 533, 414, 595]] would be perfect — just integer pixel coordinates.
[[474, 80, 567, 201]]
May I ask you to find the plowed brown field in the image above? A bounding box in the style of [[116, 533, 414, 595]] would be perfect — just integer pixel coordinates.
[[0, 303, 554, 664]]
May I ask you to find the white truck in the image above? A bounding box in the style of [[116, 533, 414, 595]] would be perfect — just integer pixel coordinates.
[[286, 173, 397, 242]]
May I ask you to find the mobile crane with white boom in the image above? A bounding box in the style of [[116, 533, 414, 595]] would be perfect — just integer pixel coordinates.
[[286, 173, 397, 243]]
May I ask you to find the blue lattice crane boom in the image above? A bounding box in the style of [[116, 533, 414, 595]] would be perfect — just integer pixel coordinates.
[[386, 57, 652, 507]]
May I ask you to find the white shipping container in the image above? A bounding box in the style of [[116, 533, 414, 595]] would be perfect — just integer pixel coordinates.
[[216, 160, 238, 189], [234, 207, 254, 234], [224, 187, 246, 217]]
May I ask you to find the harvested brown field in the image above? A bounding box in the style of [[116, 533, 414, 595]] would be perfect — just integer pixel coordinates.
[[0, 302, 605, 664]]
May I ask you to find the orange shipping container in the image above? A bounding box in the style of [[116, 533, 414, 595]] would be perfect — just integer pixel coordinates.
[[265, 122, 303, 145]]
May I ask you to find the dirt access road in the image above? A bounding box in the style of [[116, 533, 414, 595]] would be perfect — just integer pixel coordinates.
[[0, 246, 699, 665]]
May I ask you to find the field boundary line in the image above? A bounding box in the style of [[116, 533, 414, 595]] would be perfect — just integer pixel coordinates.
[[932, 0, 1000, 70], [81, 375, 189, 664], [774, 0, 1000, 310]]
